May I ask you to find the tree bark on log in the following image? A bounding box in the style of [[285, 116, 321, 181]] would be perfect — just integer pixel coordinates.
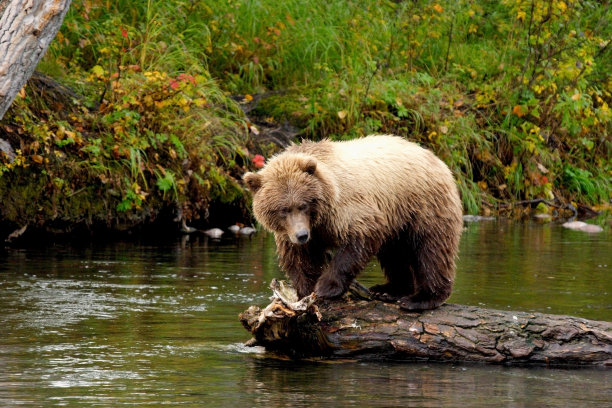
[[0, 0, 72, 121], [240, 280, 612, 367]]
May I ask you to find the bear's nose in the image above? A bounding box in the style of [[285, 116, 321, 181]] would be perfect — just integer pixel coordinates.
[[295, 229, 309, 244]]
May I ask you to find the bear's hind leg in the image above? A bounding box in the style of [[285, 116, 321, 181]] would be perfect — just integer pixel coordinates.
[[371, 232, 417, 302], [398, 231, 456, 311]]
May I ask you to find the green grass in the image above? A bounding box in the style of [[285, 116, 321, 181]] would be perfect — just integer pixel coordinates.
[[202, 0, 610, 210]]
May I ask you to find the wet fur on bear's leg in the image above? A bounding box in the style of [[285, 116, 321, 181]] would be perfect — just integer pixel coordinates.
[[397, 228, 456, 310], [315, 237, 379, 299], [275, 237, 327, 298], [370, 227, 456, 310], [370, 229, 418, 301]]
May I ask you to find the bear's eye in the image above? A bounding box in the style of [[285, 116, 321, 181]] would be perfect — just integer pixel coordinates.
[[297, 203, 308, 212], [278, 208, 289, 217]]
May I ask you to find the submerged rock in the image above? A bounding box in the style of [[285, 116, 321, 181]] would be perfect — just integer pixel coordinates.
[[562, 221, 603, 233], [463, 215, 496, 222], [181, 219, 197, 233], [203, 228, 224, 238], [227, 225, 241, 234], [533, 213, 552, 222], [239, 227, 257, 235]]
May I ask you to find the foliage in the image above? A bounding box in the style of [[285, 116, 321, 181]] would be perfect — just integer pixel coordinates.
[[205, 0, 611, 213], [0, 0, 255, 231], [1, 0, 610, 234]]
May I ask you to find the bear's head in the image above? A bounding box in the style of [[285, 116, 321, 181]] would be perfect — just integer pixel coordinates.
[[243, 153, 331, 245]]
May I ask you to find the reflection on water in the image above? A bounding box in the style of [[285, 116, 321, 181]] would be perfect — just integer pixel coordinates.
[[0, 221, 610, 407], [243, 358, 611, 407]]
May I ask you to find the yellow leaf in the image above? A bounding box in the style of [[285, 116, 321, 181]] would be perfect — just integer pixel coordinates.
[[194, 97, 207, 107], [433, 4, 443, 13], [91, 65, 105, 77], [557, 1, 567, 12], [337, 110, 347, 119], [571, 92, 581, 101]]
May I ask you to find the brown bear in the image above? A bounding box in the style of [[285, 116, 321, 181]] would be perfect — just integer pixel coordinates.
[[243, 135, 463, 310]]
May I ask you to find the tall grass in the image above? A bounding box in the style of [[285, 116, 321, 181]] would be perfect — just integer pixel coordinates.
[[202, 0, 610, 210]]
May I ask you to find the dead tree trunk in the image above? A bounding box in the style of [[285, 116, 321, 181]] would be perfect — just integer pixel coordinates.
[[0, 0, 72, 121], [240, 280, 612, 367]]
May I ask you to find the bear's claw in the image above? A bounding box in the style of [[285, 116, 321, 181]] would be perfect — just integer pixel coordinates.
[[398, 296, 444, 311], [369, 283, 403, 302], [371, 291, 400, 302], [314, 275, 346, 299]]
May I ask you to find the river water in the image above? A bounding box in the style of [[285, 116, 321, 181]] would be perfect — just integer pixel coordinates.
[[0, 220, 610, 407]]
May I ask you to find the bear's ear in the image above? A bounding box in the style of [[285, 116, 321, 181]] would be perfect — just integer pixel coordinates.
[[300, 157, 317, 175], [243, 172, 262, 192]]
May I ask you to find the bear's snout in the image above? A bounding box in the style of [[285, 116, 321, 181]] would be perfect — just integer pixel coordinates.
[[286, 210, 311, 245], [295, 229, 310, 244]]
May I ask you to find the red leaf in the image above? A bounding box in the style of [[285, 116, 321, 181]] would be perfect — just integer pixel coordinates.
[[121, 28, 128, 39], [512, 105, 524, 118], [177, 73, 196, 85], [252, 154, 265, 168]]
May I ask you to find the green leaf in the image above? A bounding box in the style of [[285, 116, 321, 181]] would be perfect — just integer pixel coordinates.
[[156, 175, 174, 192], [117, 199, 132, 212], [91, 65, 105, 76]]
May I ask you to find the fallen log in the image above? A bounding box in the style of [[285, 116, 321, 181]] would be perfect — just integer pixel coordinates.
[[240, 280, 612, 367]]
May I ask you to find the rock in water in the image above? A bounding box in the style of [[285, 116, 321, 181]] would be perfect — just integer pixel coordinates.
[[240, 227, 257, 235], [228, 225, 241, 234], [562, 221, 603, 233], [181, 219, 197, 233], [203, 228, 224, 239]]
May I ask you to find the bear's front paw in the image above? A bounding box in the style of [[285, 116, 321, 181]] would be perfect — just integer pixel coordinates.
[[314, 275, 346, 299]]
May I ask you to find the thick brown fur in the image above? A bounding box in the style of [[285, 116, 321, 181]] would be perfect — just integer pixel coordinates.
[[243, 135, 463, 310]]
